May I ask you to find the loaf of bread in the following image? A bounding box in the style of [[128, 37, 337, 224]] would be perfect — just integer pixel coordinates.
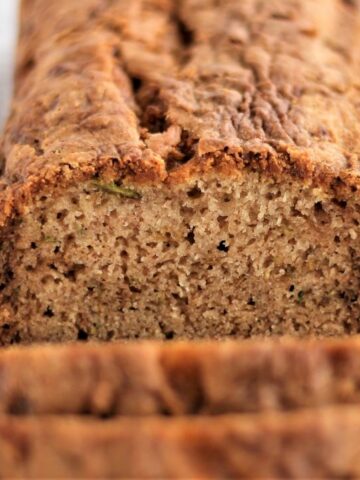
[[1, 0, 360, 343], [1, 407, 360, 478], [3, 339, 360, 478], [1, 338, 360, 416]]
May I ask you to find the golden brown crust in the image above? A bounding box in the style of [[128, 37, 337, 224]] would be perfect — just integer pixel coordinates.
[[1, 0, 360, 225], [2, 339, 360, 415], [1, 407, 360, 478]]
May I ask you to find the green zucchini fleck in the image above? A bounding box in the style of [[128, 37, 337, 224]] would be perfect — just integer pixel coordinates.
[[76, 226, 87, 236], [297, 291, 304, 304], [44, 236, 58, 244], [12, 286, 20, 298], [92, 181, 142, 199]]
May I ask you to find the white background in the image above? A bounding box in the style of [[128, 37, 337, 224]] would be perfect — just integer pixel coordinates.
[[0, 0, 19, 129]]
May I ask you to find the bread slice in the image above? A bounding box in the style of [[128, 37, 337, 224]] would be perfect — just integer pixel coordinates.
[[1, 407, 360, 478], [2, 0, 360, 342], [1, 338, 360, 416]]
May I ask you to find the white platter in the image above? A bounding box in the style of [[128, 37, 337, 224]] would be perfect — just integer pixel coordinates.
[[0, 0, 19, 129]]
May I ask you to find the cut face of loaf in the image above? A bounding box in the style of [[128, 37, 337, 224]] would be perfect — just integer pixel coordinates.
[[1, 174, 360, 343], [1, 0, 360, 343]]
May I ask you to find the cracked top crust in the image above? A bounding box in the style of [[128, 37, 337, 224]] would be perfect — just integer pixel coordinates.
[[1, 0, 360, 224]]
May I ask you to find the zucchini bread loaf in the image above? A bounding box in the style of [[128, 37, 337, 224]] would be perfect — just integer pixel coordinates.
[[1, 338, 360, 416], [1, 339, 360, 478], [1, 0, 360, 343], [2, 408, 360, 478]]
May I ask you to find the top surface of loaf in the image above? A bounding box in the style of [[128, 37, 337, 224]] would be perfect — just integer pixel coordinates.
[[2, 0, 360, 220]]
